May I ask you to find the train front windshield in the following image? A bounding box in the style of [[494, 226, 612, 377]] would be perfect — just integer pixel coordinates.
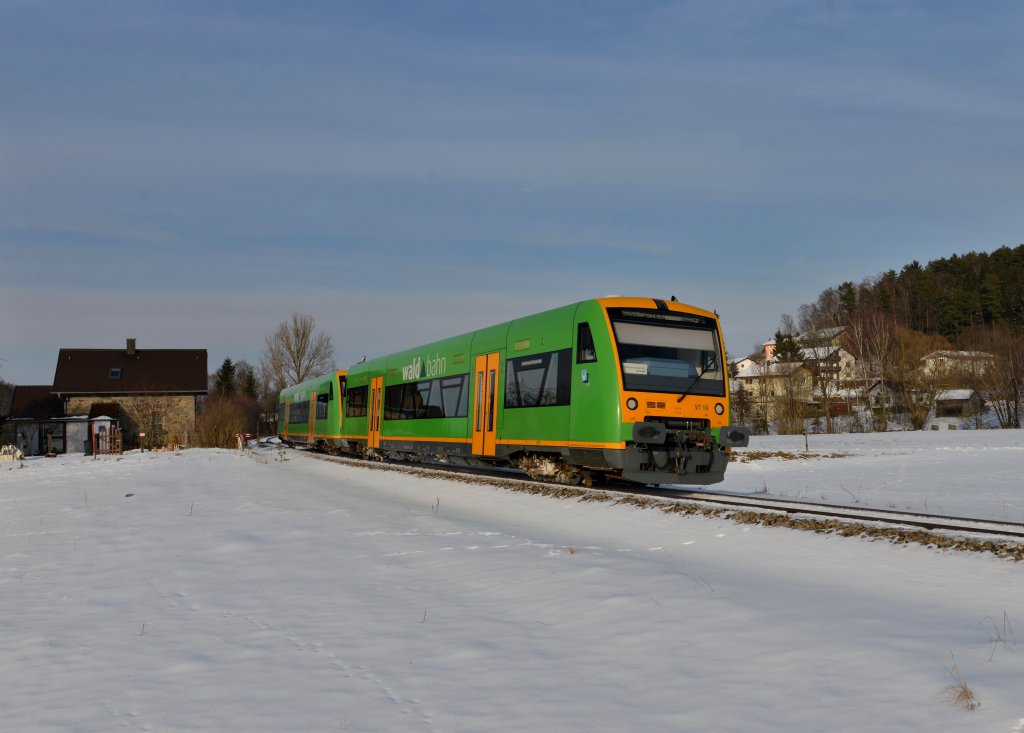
[[609, 308, 726, 397]]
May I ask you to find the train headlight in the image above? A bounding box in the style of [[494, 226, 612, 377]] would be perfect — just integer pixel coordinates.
[[715, 403, 725, 415], [626, 398, 638, 411]]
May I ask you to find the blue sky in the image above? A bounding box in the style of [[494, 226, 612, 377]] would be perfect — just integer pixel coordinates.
[[2, 0, 1022, 385]]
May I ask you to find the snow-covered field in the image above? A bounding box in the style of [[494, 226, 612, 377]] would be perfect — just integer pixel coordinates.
[[2, 432, 1022, 732], [725, 429, 1024, 523]]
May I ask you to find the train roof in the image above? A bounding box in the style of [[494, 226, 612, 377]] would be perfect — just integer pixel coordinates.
[[278, 369, 346, 398], [279, 297, 720, 394], [344, 296, 718, 373]]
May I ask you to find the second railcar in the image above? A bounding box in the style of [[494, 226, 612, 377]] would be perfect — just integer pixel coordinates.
[[278, 370, 347, 447]]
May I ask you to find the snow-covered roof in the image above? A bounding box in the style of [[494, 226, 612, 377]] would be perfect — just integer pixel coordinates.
[[734, 361, 807, 379], [799, 346, 841, 361], [936, 389, 976, 401], [797, 325, 846, 343], [921, 350, 995, 362]]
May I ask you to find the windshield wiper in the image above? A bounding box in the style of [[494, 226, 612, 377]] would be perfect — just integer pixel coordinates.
[[676, 363, 712, 403]]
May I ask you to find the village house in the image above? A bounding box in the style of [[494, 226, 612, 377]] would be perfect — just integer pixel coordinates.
[[798, 345, 857, 382], [2, 339, 208, 454], [919, 350, 995, 380], [729, 356, 758, 376], [797, 325, 847, 348], [934, 389, 986, 419], [732, 360, 814, 428]]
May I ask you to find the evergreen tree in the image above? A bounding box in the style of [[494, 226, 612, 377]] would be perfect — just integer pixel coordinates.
[[214, 358, 237, 398], [981, 272, 1007, 323], [240, 369, 258, 400], [807, 243, 1024, 344], [837, 281, 857, 315], [773, 330, 803, 362]]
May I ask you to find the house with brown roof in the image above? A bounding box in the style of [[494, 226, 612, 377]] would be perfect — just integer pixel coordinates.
[[1, 339, 208, 454], [53, 338, 208, 449]]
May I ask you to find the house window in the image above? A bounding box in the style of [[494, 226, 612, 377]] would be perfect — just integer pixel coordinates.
[[109, 368, 122, 379]]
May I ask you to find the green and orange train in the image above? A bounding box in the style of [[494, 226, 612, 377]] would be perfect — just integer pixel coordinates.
[[277, 296, 749, 486]]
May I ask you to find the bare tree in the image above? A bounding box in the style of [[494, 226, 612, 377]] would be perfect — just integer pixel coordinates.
[[778, 313, 797, 339], [962, 323, 1023, 428], [261, 313, 336, 388], [844, 302, 898, 430], [885, 327, 951, 430], [795, 298, 846, 433], [797, 287, 847, 340], [749, 344, 771, 434], [772, 364, 810, 435]]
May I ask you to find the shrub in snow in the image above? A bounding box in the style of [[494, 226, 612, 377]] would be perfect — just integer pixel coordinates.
[[0, 445, 25, 462]]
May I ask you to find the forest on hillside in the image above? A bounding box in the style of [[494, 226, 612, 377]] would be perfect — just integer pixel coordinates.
[[825, 244, 1024, 341], [791, 244, 1024, 352]]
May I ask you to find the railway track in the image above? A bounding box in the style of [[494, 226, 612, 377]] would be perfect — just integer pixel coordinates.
[[617, 486, 1024, 540], [291, 447, 1024, 558]]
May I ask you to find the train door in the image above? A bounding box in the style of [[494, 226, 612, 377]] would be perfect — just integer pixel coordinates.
[[472, 352, 500, 456], [336, 372, 347, 437], [368, 376, 383, 449], [308, 393, 316, 442], [282, 399, 290, 440]]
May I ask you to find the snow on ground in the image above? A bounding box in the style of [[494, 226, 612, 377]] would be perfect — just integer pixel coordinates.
[[723, 429, 1024, 523], [2, 433, 1023, 732]]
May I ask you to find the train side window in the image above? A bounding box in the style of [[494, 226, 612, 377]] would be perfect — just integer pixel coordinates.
[[381, 375, 469, 419], [505, 349, 572, 408], [440, 375, 468, 418], [289, 400, 310, 424], [384, 383, 422, 419], [346, 386, 369, 417], [577, 323, 597, 363], [316, 387, 330, 420]]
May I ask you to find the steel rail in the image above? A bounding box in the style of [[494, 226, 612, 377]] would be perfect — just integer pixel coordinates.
[[615, 487, 1024, 540]]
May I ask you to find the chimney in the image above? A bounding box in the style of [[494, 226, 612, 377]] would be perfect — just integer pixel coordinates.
[[127, 338, 137, 355]]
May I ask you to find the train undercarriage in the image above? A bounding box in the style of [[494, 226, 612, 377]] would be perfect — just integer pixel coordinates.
[[306, 418, 748, 487]]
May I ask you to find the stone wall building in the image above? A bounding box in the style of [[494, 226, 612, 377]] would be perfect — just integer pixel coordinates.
[[49, 339, 208, 450]]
